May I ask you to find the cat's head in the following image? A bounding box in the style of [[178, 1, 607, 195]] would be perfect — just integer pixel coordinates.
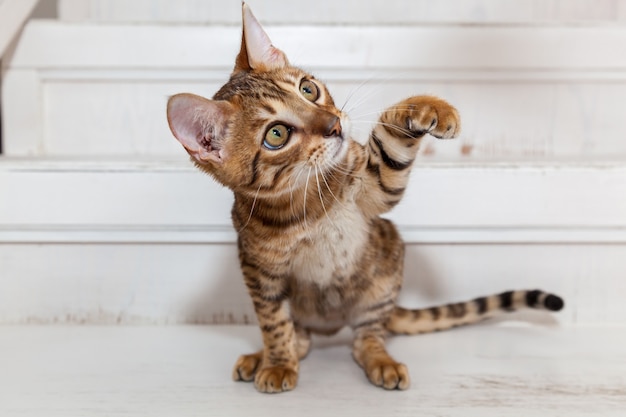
[[167, 3, 350, 195]]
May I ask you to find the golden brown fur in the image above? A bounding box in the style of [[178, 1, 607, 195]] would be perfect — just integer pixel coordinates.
[[166, 3, 564, 393]]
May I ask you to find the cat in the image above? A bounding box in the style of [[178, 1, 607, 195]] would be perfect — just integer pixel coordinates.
[[166, 3, 564, 393]]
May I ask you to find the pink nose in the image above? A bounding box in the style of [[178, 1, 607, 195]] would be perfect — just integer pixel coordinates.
[[325, 116, 342, 138]]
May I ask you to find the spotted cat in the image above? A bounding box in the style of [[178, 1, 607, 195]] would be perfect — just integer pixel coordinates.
[[166, 3, 564, 393]]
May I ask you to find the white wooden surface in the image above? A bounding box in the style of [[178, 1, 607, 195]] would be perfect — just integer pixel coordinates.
[[1, 6, 625, 409], [58, 0, 626, 24], [1, 160, 626, 241], [1, 159, 625, 326], [1, 325, 624, 416], [0, 159, 625, 324], [1, 1, 625, 329], [4, 22, 626, 159], [2, 240, 626, 326]]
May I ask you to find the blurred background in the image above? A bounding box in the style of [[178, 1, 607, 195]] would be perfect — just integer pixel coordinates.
[[1, 0, 625, 326]]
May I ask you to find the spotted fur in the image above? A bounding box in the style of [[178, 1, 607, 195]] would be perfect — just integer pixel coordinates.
[[166, 3, 564, 393]]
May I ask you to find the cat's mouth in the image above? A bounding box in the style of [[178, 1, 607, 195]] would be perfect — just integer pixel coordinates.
[[332, 136, 347, 159], [333, 118, 351, 157]]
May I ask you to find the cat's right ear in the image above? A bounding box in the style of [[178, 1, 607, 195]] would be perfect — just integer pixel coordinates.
[[234, 2, 288, 72], [167, 93, 234, 165]]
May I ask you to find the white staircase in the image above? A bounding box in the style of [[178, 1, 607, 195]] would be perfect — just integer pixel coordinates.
[[2, 0, 626, 325], [0, 0, 39, 58], [1, 2, 625, 413]]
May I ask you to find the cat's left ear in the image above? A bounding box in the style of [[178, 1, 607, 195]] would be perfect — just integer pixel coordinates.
[[167, 93, 234, 165], [234, 3, 288, 72]]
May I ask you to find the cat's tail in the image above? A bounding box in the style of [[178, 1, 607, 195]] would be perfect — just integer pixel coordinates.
[[385, 289, 564, 335]]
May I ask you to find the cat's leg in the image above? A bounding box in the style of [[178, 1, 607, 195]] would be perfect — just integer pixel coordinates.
[[350, 220, 407, 389], [357, 95, 460, 216], [246, 301, 298, 393], [232, 323, 311, 392], [231, 250, 301, 393], [351, 322, 410, 390]]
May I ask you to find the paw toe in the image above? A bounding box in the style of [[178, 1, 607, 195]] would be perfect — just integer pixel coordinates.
[[367, 361, 410, 390], [254, 367, 298, 393], [399, 96, 460, 139]]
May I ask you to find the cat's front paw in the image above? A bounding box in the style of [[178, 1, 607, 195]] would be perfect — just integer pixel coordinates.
[[365, 359, 410, 390], [254, 366, 299, 393], [387, 96, 460, 139], [233, 351, 263, 382]]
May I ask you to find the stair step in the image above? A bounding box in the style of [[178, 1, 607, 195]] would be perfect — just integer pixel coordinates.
[[0, 158, 624, 325], [3, 22, 626, 159]]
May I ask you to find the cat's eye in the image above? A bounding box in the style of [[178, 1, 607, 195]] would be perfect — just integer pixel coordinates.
[[299, 79, 320, 102], [264, 124, 291, 150]]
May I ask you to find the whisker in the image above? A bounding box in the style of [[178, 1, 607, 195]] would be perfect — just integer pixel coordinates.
[[315, 165, 338, 231], [320, 167, 348, 210], [343, 70, 418, 115], [351, 119, 414, 137], [302, 166, 312, 235], [341, 70, 386, 113], [349, 108, 417, 122], [238, 183, 263, 232], [350, 104, 438, 120], [329, 160, 363, 178], [289, 164, 308, 221], [325, 162, 358, 178]]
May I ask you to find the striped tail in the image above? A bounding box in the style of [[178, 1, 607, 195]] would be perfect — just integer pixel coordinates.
[[385, 289, 564, 335]]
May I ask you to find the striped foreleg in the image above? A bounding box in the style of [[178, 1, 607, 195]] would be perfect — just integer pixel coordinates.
[[232, 259, 300, 393], [358, 95, 460, 216]]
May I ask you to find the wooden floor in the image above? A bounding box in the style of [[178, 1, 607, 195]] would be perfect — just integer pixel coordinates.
[[1, 324, 624, 416]]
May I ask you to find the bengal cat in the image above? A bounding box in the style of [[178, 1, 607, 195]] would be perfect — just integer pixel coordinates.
[[166, 3, 564, 393]]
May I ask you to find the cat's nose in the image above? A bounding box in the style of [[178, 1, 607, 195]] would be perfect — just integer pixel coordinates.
[[324, 116, 342, 138]]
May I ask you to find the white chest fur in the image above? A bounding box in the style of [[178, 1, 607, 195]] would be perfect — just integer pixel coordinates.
[[290, 203, 368, 287]]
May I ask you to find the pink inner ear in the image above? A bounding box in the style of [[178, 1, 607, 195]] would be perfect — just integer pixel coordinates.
[[166, 93, 232, 164], [242, 3, 288, 71]]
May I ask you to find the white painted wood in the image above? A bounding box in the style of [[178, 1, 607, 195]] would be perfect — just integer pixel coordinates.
[[2, 3, 626, 330], [9, 23, 626, 70], [0, 0, 39, 59], [4, 22, 626, 159], [58, 0, 626, 24], [1, 325, 625, 416], [1, 241, 625, 326], [1, 160, 625, 241], [0, 70, 43, 155], [0, 159, 625, 325]]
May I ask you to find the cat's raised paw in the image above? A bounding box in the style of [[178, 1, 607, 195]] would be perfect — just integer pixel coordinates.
[[390, 96, 460, 140], [365, 360, 410, 390], [233, 351, 263, 382], [254, 366, 299, 393]]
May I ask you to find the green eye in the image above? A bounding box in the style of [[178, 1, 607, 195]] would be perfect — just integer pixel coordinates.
[[299, 79, 320, 102], [264, 124, 291, 150]]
